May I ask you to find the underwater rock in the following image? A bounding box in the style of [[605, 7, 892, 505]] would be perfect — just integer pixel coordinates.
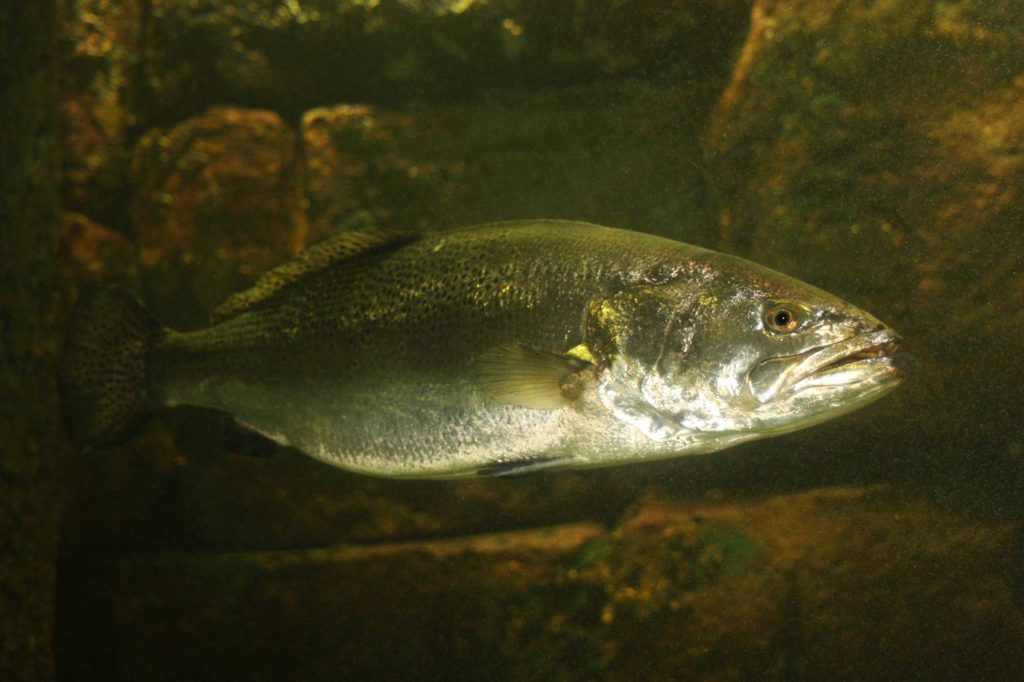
[[906, 77, 1024, 356], [141, 0, 748, 124], [58, 212, 139, 297], [59, 0, 144, 226], [701, 0, 1024, 501], [703, 0, 1024, 358], [129, 106, 305, 328], [60, 486, 1024, 680]]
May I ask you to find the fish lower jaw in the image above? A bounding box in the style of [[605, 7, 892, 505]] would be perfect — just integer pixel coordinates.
[[760, 377, 905, 436]]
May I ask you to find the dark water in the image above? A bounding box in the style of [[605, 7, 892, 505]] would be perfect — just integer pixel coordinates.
[[54, 2, 1024, 680]]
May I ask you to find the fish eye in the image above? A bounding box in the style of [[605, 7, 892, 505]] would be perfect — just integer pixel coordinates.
[[764, 304, 803, 333]]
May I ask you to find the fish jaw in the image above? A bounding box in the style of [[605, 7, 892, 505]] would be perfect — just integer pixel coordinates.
[[785, 329, 912, 392], [744, 328, 913, 435], [750, 329, 911, 399]]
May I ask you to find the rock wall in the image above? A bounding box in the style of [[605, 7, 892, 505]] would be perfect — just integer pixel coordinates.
[[60, 487, 1024, 681], [52, 1, 1024, 680], [702, 0, 1024, 510], [705, 0, 1024, 350]]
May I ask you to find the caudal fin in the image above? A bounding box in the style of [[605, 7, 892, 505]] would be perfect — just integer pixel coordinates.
[[58, 288, 162, 447]]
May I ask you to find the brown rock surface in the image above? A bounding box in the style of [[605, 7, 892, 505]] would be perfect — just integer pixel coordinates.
[[58, 0, 750, 225], [59, 0, 144, 225], [701, 0, 1024, 502], [50, 1, 1024, 679], [140, 0, 748, 123], [57, 212, 139, 294], [59, 487, 1024, 681], [703, 0, 1024, 360], [129, 106, 305, 327]]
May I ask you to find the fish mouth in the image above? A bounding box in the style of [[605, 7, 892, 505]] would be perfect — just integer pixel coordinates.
[[738, 329, 913, 436], [786, 329, 914, 393], [748, 329, 914, 404], [816, 337, 903, 371]]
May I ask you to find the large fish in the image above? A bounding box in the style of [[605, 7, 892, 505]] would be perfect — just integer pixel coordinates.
[[59, 220, 913, 478]]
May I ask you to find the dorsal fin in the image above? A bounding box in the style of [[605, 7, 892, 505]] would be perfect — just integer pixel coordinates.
[[212, 228, 419, 321]]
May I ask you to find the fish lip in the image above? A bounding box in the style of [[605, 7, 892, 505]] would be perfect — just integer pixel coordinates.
[[786, 329, 912, 392]]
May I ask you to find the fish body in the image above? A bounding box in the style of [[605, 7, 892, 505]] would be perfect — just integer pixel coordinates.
[[59, 220, 913, 478]]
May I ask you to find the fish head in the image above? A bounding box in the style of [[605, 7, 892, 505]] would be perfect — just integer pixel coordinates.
[[587, 258, 913, 446]]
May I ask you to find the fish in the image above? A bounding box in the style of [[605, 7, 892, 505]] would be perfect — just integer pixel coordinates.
[[58, 220, 914, 479]]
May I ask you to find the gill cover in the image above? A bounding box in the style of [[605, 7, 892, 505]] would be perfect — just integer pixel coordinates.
[[583, 284, 703, 440]]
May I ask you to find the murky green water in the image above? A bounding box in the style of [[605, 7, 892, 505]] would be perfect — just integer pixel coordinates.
[[51, 2, 1024, 680]]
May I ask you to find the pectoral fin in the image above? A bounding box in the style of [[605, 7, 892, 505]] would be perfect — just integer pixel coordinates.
[[472, 344, 589, 409]]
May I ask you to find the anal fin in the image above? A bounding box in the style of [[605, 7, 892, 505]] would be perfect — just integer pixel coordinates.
[[477, 456, 571, 477], [219, 416, 281, 457]]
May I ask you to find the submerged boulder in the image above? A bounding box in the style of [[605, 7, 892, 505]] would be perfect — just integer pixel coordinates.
[[62, 486, 1024, 681], [129, 106, 305, 328], [140, 0, 748, 123], [701, 0, 1024, 498], [703, 0, 1024, 357], [60, 0, 145, 226]]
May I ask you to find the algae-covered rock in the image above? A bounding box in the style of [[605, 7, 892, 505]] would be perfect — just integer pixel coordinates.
[[49, 2, 1024, 680], [58, 0, 749, 230], [703, 0, 1024, 357], [141, 0, 749, 124], [700, 0, 1024, 506], [60, 487, 1024, 681], [130, 106, 305, 328], [58, 212, 139, 296], [59, 0, 144, 226]]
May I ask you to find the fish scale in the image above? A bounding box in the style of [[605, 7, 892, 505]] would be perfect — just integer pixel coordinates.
[[59, 220, 912, 478]]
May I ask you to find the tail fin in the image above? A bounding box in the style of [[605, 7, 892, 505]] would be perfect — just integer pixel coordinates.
[[58, 288, 162, 447]]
